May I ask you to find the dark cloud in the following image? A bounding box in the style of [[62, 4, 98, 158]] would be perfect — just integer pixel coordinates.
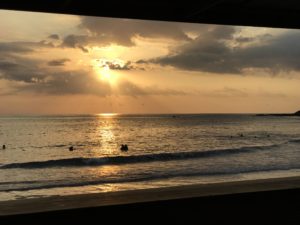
[[0, 41, 64, 87], [149, 28, 300, 74], [102, 61, 138, 70], [0, 61, 19, 70], [62, 35, 82, 48], [61, 35, 90, 52], [60, 17, 194, 51], [80, 17, 191, 44], [48, 34, 60, 40], [0, 57, 45, 83], [235, 34, 273, 44], [48, 58, 70, 66], [95, 59, 145, 71], [208, 26, 235, 40]]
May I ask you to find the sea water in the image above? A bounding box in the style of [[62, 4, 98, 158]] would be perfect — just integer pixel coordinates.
[[0, 114, 299, 201]]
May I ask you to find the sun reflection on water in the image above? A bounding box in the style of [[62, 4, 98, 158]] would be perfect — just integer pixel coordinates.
[[97, 113, 119, 117], [96, 115, 118, 155]]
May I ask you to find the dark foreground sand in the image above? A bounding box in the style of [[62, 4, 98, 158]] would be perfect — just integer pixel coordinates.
[[1, 175, 300, 216]]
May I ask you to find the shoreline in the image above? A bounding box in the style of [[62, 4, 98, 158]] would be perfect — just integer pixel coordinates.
[[1, 175, 300, 216]]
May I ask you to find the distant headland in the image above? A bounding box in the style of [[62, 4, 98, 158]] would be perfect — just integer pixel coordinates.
[[256, 110, 300, 117]]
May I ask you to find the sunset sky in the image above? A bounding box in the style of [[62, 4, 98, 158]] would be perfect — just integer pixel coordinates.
[[0, 9, 300, 114]]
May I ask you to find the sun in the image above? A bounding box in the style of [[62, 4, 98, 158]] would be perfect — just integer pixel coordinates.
[[101, 65, 111, 80], [92, 60, 118, 84]]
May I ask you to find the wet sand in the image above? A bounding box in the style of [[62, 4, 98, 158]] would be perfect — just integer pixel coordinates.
[[1, 175, 300, 216]]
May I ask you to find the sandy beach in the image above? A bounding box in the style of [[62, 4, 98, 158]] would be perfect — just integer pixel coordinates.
[[1, 175, 299, 216]]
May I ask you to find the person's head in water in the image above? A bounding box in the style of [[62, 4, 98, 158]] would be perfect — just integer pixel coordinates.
[[2, 145, 5, 149], [120, 144, 128, 151], [69, 146, 74, 151]]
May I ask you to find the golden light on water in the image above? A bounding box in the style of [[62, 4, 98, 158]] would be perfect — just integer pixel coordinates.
[[95, 114, 118, 155], [85, 166, 122, 193]]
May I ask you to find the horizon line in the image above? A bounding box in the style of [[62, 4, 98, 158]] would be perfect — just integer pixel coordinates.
[[0, 111, 297, 117]]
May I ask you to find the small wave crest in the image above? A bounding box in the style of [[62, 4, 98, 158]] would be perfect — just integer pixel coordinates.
[[1, 165, 299, 192], [0, 143, 282, 169], [288, 138, 300, 144]]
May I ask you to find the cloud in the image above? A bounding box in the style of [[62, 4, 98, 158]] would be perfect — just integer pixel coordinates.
[[100, 60, 140, 70], [48, 58, 70, 66], [60, 16, 194, 51], [0, 41, 54, 55], [203, 87, 249, 98], [48, 34, 60, 40], [0, 55, 45, 83], [23, 71, 112, 96], [0, 52, 182, 97], [0, 40, 72, 91], [0, 42, 35, 53], [0, 51, 110, 96], [208, 26, 236, 40], [197, 87, 287, 98], [0, 58, 110, 95], [225, 87, 287, 99], [107, 61, 133, 70], [235, 37, 255, 43], [95, 59, 145, 71], [61, 34, 90, 52], [0, 61, 19, 70], [80, 16, 192, 44], [135, 59, 149, 64], [148, 27, 300, 74]]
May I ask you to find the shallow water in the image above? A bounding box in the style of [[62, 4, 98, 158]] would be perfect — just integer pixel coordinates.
[[0, 114, 300, 201]]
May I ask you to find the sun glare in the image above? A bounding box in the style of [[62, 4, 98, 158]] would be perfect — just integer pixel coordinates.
[[97, 113, 119, 117], [101, 65, 111, 80], [93, 59, 119, 84]]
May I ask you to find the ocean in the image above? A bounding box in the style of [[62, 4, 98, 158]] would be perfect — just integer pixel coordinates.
[[0, 114, 300, 201]]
